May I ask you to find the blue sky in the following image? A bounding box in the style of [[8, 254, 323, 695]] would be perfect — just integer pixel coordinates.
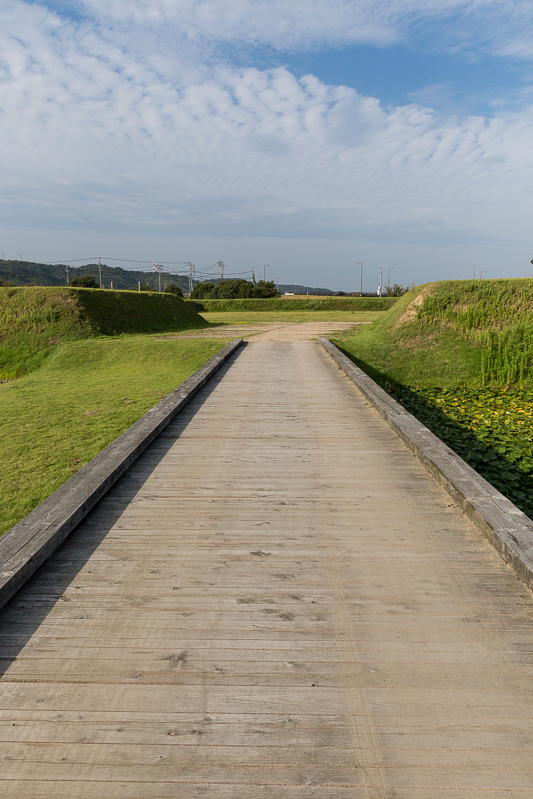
[[1, 0, 533, 290], [288, 46, 528, 115]]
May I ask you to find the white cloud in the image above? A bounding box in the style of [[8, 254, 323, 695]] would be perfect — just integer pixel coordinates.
[[1, 0, 533, 285]]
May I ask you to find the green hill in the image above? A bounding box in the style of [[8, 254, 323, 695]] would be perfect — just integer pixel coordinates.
[[0, 286, 207, 379]]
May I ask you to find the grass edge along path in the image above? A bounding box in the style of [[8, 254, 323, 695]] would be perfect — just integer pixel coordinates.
[[0, 335, 228, 537]]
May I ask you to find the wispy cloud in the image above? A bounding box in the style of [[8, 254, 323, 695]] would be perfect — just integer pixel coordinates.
[[61, 0, 533, 62]]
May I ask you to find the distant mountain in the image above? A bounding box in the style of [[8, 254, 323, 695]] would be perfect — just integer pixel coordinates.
[[0, 260, 189, 293], [277, 284, 335, 295], [0, 262, 341, 296]]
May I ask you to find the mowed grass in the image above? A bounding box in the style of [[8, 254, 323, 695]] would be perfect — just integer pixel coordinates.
[[0, 335, 228, 536], [202, 310, 383, 325], [334, 324, 483, 388], [0, 286, 208, 379]]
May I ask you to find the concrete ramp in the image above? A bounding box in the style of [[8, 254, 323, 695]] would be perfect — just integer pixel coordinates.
[[1, 341, 533, 797]]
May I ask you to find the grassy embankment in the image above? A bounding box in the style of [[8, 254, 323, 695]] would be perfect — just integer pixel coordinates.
[[335, 279, 533, 518], [193, 296, 395, 328], [0, 287, 225, 536], [1, 286, 207, 379], [203, 310, 387, 326], [192, 296, 396, 313]]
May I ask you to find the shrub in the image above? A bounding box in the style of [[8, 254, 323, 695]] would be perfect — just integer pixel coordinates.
[[165, 282, 183, 297], [70, 275, 99, 288], [191, 278, 279, 299]]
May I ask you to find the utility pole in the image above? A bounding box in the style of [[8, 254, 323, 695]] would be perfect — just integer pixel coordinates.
[[251, 266, 256, 285], [480, 270, 487, 279], [218, 261, 225, 282], [356, 262, 363, 296], [158, 265, 162, 292], [469, 266, 476, 279], [98, 256, 102, 288], [276, 276, 279, 292], [388, 267, 395, 292], [188, 262, 193, 296], [378, 265, 382, 297], [263, 264, 269, 282], [65, 265, 70, 286]]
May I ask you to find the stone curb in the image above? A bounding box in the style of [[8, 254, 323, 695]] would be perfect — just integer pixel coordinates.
[[319, 338, 533, 592], [0, 338, 244, 610]]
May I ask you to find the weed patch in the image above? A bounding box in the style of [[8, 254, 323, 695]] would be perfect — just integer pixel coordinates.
[[389, 385, 533, 519]]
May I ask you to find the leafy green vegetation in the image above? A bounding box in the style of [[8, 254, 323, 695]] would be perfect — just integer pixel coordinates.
[[70, 274, 99, 288], [0, 286, 207, 379], [194, 296, 396, 312], [384, 284, 408, 296], [335, 279, 533, 519], [0, 336, 227, 536], [191, 278, 279, 299], [391, 385, 533, 519], [165, 283, 183, 297]]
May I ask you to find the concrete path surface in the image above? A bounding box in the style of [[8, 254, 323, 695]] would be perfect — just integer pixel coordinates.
[[1, 341, 533, 797]]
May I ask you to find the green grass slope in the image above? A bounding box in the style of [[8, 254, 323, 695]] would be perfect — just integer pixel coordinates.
[[336, 279, 533, 389], [0, 286, 207, 379]]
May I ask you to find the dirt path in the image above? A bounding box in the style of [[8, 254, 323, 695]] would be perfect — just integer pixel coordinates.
[[161, 320, 366, 341]]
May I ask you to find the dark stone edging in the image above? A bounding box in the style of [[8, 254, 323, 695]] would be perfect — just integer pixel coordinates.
[[0, 338, 243, 610], [319, 338, 533, 592]]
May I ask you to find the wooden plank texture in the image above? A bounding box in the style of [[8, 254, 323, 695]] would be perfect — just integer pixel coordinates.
[[1, 341, 533, 797]]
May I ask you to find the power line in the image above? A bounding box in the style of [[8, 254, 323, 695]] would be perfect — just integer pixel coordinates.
[[24, 255, 256, 283], [103, 257, 190, 265], [41, 256, 190, 266]]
